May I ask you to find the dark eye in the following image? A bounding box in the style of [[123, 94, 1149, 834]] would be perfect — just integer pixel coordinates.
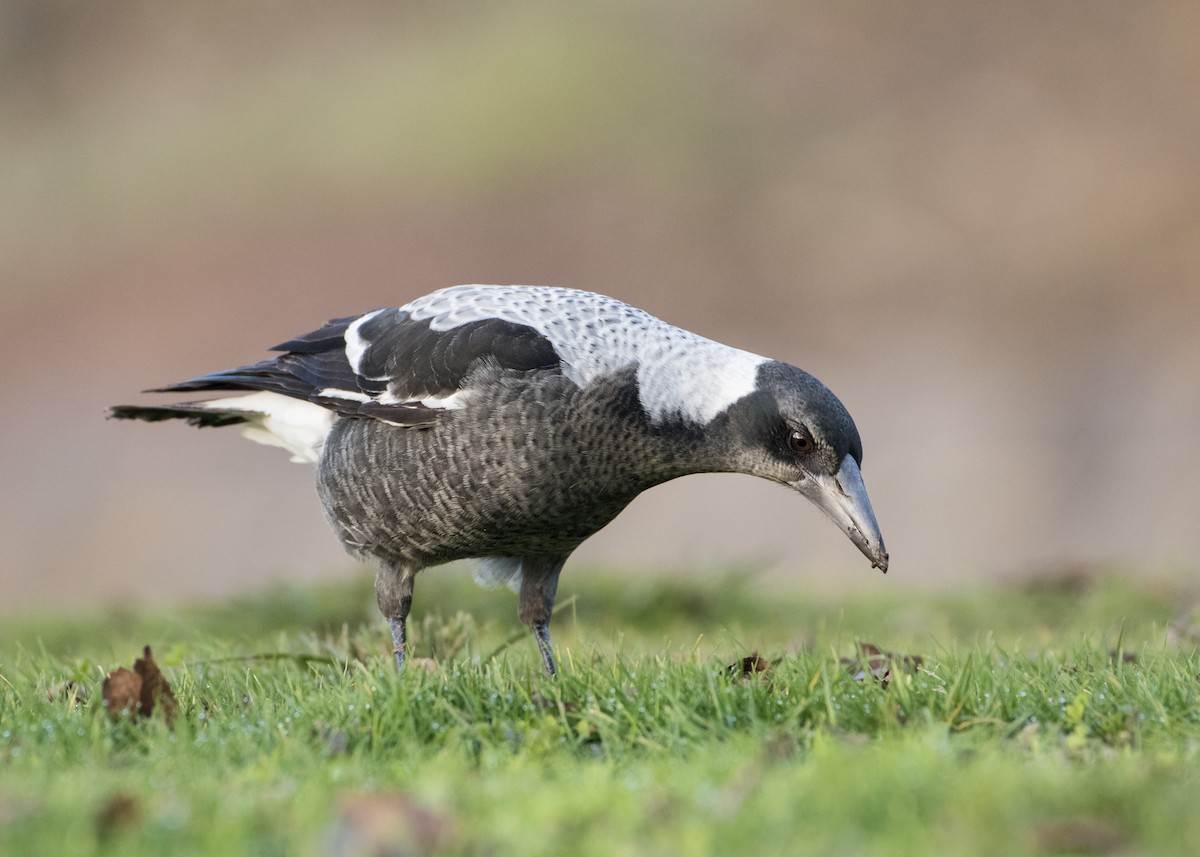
[[789, 429, 814, 454]]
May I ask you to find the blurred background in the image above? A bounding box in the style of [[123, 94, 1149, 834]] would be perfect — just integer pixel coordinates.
[[3, 1, 1198, 613]]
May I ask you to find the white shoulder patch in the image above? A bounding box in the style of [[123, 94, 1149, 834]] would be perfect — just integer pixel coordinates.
[[403, 285, 767, 425], [636, 340, 765, 425]]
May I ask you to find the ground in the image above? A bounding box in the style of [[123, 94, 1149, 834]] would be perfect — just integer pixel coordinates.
[[2, 568, 1198, 856]]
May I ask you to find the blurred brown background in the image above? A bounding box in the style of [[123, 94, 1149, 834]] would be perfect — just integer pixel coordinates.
[[3, 1, 1198, 612]]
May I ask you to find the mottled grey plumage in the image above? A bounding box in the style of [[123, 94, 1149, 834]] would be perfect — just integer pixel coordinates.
[[111, 285, 888, 675]]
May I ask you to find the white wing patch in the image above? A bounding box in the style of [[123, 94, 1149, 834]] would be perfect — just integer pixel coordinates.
[[317, 387, 371, 403], [196, 391, 334, 463], [403, 285, 767, 425], [415, 390, 473, 410], [344, 308, 386, 376]]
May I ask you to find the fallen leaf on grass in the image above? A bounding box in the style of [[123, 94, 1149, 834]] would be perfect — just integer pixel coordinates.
[[95, 793, 140, 838], [728, 652, 774, 680], [1033, 816, 1126, 855], [327, 793, 453, 857], [102, 668, 142, 719], [101, 646, 178, 724], [842, 642, 923, 688], [136, 646, 177, 722]]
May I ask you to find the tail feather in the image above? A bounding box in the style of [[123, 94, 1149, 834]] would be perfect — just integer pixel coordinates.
[[107, 392, 334, 463], [107, 403, 251, 428], [148, 351, 362, 414]]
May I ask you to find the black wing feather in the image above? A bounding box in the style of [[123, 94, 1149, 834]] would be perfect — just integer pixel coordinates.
[[269, 315, 359, 353], [355, 312, 560, 402], [135, 310, 564, 428]]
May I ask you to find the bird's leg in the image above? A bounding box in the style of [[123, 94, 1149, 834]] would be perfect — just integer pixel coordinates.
[[376, 562, 416, 672], [387, 615, 409, 672], [517, 557, 565, 677], [532, 621, 555, 678]]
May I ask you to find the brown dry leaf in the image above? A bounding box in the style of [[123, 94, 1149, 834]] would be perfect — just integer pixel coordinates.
[[102, 668, 142, 720], [728, 652, 773, 680], [134, 646, 178, 724], [95, 793, 140, 839], [327, 793, 453, 857], [1034, 816, 1126, 854], [101, 646, 177, 724], [843, 642, 924, 688], [843, 642, 889, 681]]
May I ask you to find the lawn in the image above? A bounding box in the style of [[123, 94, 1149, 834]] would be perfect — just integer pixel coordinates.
[[2, 568, 1198, 856]]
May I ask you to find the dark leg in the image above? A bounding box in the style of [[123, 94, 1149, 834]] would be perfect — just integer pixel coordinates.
[[517, 557, 566, 677], [532, 621, 555, 677], [376, 562, 416, 672]]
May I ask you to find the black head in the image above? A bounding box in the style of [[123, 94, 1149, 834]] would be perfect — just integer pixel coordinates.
[[719, 360, 888, 572]]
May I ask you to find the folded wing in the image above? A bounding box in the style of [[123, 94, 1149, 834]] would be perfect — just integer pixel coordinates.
[[109, 306, 565, 461]]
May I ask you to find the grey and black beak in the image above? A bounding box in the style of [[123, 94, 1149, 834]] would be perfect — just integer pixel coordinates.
[[793, 454, 888, 572]]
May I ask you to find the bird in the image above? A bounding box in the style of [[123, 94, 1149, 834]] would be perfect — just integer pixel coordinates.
[[110, 285, 887, 676]]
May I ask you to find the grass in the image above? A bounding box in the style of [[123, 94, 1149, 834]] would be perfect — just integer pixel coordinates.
[[2, 568, 1199, 856]]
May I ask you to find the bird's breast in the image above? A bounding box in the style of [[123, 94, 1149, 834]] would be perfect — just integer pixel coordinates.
[[314, 370, 688, 566]]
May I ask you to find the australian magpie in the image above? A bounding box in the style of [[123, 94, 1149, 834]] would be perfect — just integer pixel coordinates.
[[111, 285, 888, 675]]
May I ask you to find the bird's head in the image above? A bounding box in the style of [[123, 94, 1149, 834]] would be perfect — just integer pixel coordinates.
[[719, 361, 888, 573]]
